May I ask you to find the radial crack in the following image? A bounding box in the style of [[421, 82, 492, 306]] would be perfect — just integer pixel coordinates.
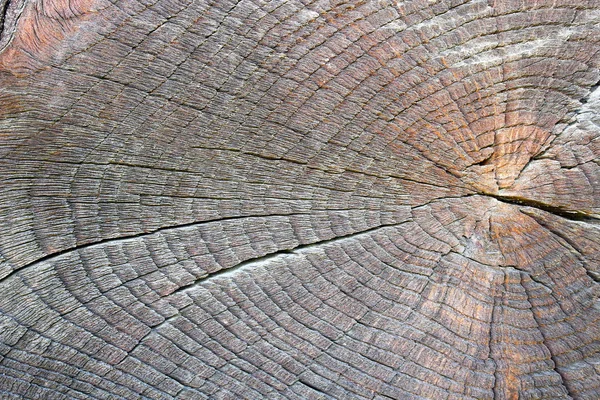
[[580, 79, 600, 105], [0, 0, 24, 50], [484, 193, 599, 223], [297, 377, 331, 397], [0, 0, 10, 39], [520, 272, 575, 399], [132, 221, 408, 347], [0, 212, 314, 284], [170, 221, 408, 294], [524, 213, 600, 284], [489, 298, 499, 400]]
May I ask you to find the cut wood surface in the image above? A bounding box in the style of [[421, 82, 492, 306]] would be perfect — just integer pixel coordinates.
[[1, 0, 600, 399]]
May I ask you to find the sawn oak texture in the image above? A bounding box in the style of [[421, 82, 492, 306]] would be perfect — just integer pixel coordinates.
[[1, 0, 600, 399]]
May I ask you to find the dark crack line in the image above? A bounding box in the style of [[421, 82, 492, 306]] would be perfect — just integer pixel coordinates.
[[133, 221, 408, 346], [297, 377, 331, 397], [525, 214, 600, 284], [580, 78, 600, 105], [529, 217, 586, 255], [412, 193, 479, 210], [533, 76, 600, 163], [0, 0, 10, 40], [483, 193, 599, 223], [413, 192, 598, 225], [0, 0, 23, 52], [525, 273, 554, 293], [489, 295, 498, 400], [520, 272, 576, 400], [0, 212, 318, 285], [169, 221, 408, 294], [503, 264, 554, 294], [585, 269, 600, 284]]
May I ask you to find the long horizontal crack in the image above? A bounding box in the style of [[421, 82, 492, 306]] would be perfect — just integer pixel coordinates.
[[0, 212, 318, 285], [169, 221, 408, 295], [483, 193, 599, 223]]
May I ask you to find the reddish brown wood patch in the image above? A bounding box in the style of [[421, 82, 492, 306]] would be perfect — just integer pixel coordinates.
[[0, 0, 99, 75]]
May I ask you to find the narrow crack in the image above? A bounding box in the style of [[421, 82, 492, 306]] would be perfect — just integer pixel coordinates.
[[502, 265, 554, 293], [524, 213, 600, 284], [297, 377, 330, 397], [580, 79, 600, 105], [0, 0, 10, 40], [526, 274, 554, 293], [131, 221, 408, 348], [483, 193, 598, 223], [585, 268, 600, 283], [520, 272, 576, 399], [474, 153, 494, 167], [489, 297, 498, 400], [0, 0, 24, 51], [533, 79, 600, 161], [530, 217, 586, 254], [0, 212, 314, 285], [169, 221, 407, 295]]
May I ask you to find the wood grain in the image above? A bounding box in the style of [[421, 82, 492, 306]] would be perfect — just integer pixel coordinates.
[[0, 0, 599, 398]]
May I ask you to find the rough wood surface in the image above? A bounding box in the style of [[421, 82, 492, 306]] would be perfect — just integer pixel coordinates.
[[1, 0, 600, 399]]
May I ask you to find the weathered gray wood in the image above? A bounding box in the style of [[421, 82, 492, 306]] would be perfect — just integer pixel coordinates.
[[1, 0, 600, 398]]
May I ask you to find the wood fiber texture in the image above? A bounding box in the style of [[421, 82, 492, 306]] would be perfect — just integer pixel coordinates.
[[1, 0, 600, 399]]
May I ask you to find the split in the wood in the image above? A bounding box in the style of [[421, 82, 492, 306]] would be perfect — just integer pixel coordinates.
[[525, 211, 600, 285], [580, 78, 600, 105], [167, 221, 409, 296], [0, 0, 10, 38], [296, 377, 329, 396], [483, 193, 599, 223], [0, 0, 23, 50], [130, 220, 410, 347], [0, 212, 316, 284]]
